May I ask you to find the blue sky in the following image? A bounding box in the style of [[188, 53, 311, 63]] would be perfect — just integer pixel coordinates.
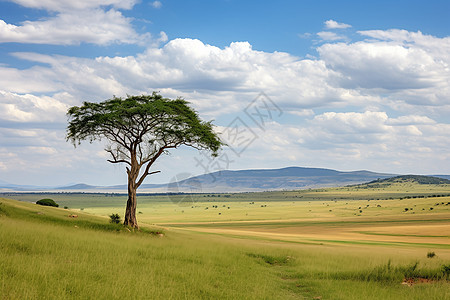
[[0, 0, 450, 187]]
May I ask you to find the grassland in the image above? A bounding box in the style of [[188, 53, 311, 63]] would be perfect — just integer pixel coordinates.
[[1, 182, 450, 299]]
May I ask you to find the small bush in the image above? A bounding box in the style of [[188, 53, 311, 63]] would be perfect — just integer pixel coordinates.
[[109, 213, 121, 224], [427, 252, 436, 258], [36, 199, 59, 207], [442, 264, 450, 275]]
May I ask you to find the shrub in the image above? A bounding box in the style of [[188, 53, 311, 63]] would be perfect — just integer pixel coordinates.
[[427, 252, 436, 258], [36, 199, 59, 207], [442, 264, 450, 275], [109, 213, 121, 224]]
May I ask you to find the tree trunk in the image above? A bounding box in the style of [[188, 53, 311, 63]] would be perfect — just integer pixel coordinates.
[[124, 177, 139, 228]]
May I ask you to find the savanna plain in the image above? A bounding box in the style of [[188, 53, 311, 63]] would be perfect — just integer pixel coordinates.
[[1, 181, 450, 299]]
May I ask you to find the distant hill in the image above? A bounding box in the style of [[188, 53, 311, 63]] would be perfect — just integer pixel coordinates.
[[3, 167, 450, 193], [357, 175, 450, 188], [0, 180, 47, 191], [153, 166, 396, 193], [57, 183, 97, 190]]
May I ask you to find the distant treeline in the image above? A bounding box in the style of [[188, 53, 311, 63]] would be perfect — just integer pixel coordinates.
[[368, 175, 450, 185]]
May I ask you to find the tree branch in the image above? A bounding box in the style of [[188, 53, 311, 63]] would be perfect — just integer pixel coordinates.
[[105, 147, 132, 166], [107, 159, 131, 165], [136, 147, 168, 188]]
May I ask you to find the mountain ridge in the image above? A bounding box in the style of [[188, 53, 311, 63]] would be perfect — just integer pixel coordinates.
[[1, 166, 449, 193]]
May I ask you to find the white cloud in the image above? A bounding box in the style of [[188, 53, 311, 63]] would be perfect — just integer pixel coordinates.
[[150, 31, 168, 47], [151, 1, 162, 9], [0, 9, 147, 45], [358, 29, 450, 63], [298, 32, 312, 39], [299, 111, 449, 151], [317, 31, 348, 41], [311, 111, 389, 134], [0, 91, 68, 123], [324, 20, 351, 29], [89, 39, 349, 114], [8, 0, 138, 12], [317, 34, 450, 107], [3, 31, 449, 119], [288, 109, 315, 117], [0, 1, 154, 45], [387, 115, 436, 125]]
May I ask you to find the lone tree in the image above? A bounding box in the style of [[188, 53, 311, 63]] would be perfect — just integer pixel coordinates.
[[66, 93, 223, 228]]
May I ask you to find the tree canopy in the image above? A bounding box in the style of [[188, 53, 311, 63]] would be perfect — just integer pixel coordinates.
[[66, 93, 223, 227]]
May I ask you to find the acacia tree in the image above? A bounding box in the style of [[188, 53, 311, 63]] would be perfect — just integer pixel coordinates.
[[66, 93, 223, 228]]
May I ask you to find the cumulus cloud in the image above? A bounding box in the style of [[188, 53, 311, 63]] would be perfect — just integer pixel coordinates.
[[324, 20, 351, 29], [358, 29, 450, 62], [3, 31, 449, 117], [3, 39, 345, 117], [0, 91, 68, 123], [0, 1, 150, 45], [0, 10, 147, 45], [317, 31, 450, 107]]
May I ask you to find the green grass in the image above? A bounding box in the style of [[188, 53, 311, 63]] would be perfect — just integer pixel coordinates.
[[1, 182, 450, 299], [0, 198, 297, 299]]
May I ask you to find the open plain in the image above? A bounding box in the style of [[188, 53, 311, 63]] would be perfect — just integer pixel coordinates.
[[2, 181, 450, 299]]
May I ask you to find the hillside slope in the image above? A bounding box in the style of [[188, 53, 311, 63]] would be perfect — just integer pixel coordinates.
[[360, 175, 450, 188]]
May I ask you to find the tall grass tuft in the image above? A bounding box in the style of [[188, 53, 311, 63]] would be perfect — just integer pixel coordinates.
[[327, 260, 450, 283]]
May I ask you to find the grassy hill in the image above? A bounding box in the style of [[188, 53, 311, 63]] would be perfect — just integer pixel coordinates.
[[368, 175, 450, 185], [351, 175, 450, 190]]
